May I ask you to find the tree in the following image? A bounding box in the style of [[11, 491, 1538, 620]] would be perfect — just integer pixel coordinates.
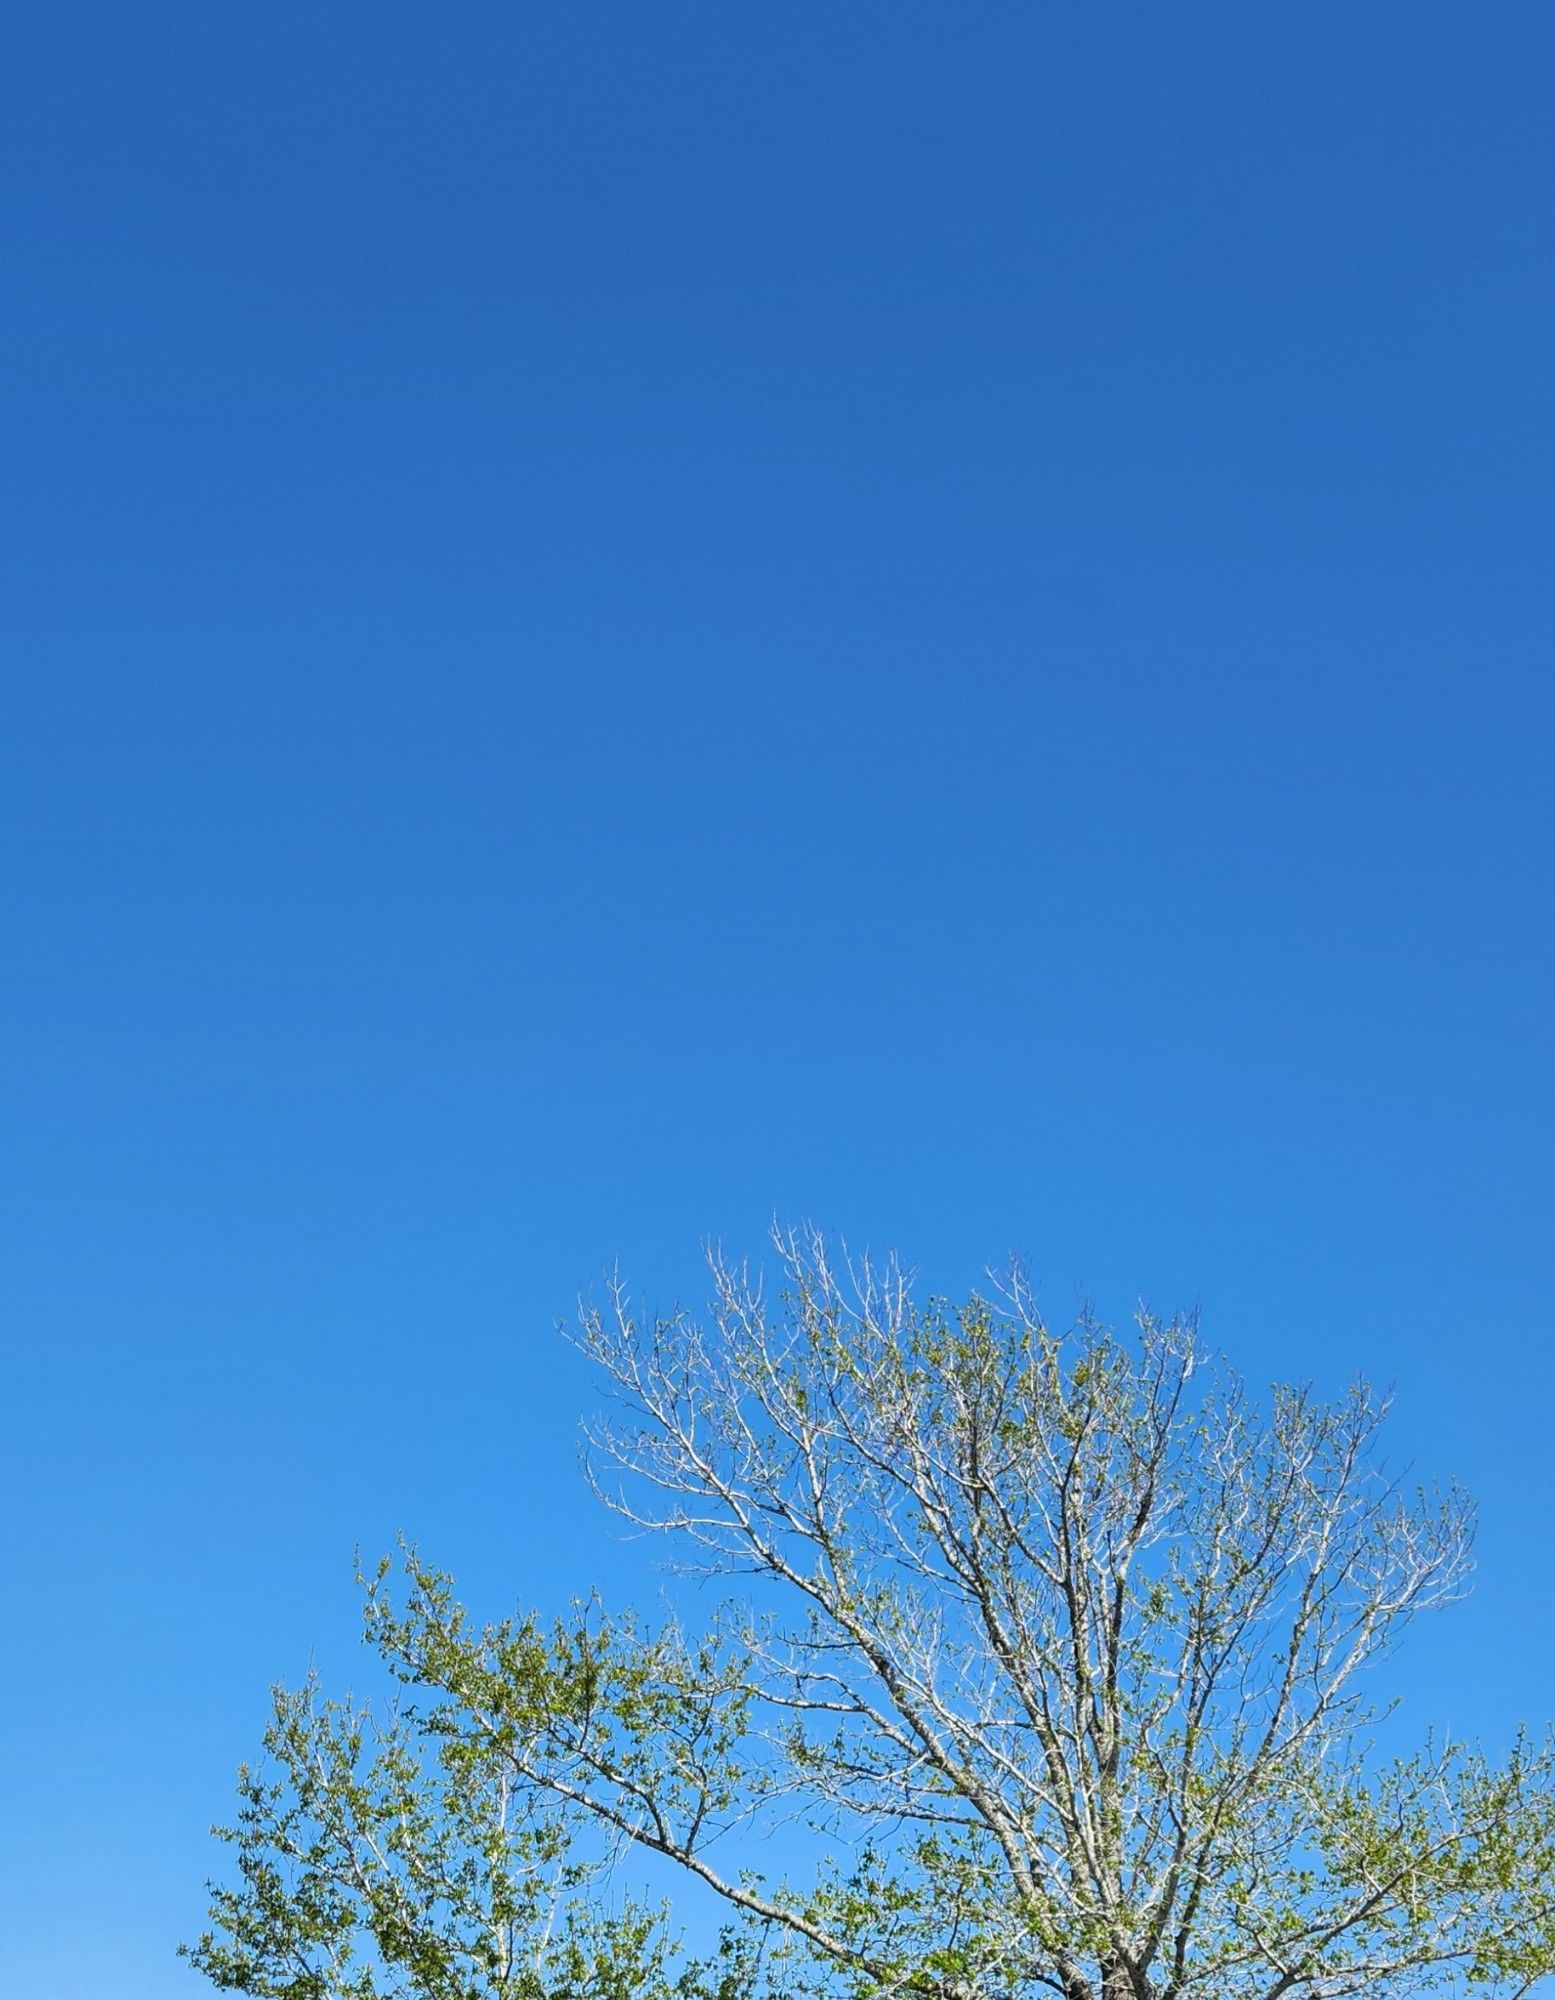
[[192, 1230, 1555, 2000]]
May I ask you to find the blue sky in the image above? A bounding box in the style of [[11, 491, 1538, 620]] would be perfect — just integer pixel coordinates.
[[2, 4, 1553, 1994]]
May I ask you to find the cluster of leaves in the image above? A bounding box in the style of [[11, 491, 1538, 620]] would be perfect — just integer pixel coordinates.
[[181, 1622, 772, 2000]]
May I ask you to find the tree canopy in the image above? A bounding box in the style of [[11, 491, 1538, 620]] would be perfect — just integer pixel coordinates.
[[189, 1231, 1555, 2000]]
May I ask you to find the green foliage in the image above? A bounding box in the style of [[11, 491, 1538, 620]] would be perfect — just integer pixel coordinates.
[[182, 1606, 764, 2000]]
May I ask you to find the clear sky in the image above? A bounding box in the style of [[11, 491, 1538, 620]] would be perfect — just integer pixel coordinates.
[[2, 5, 1553, 1995]]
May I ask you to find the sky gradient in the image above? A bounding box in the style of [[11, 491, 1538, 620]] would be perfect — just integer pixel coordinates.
[[3, 6, 1553, 1996]]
